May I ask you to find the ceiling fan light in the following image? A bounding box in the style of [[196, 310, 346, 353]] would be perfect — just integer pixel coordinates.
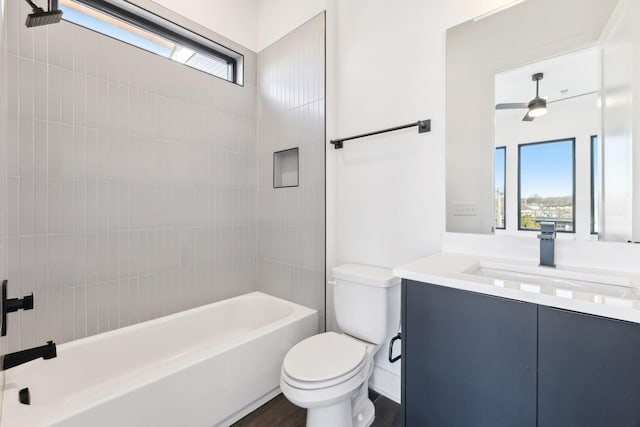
[[528, 105, 547, 117], [527, 98, 547, 117]]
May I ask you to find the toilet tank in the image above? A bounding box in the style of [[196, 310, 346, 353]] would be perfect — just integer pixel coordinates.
[[332, 264, 400, 345]]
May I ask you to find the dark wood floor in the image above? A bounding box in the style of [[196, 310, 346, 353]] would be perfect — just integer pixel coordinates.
[[233, 389, 400, 427]]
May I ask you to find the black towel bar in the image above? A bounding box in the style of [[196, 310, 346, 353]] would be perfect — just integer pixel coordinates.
[[330, 119, 431, 149]]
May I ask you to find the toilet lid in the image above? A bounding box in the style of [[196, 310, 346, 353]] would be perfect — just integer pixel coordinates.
[[283, 332, 367, 382]]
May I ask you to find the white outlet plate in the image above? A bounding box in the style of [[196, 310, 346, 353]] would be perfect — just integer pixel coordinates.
[[453, 203, 478, 216]]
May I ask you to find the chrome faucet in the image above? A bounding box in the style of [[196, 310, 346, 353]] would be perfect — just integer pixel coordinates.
[[537, 222, 556, 267]]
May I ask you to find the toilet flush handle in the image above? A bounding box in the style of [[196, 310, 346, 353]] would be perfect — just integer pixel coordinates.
[[327, 280, 337, 286]]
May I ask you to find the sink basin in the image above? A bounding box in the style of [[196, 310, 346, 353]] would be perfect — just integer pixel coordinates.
[[466, 261, 640, 301]]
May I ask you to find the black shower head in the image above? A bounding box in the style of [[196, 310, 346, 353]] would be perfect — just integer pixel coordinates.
[[24, 0, 63, 28], [26, 9, 63, 27]]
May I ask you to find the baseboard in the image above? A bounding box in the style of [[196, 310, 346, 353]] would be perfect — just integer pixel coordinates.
[[219, 387, 281, 426], [369, 365, 401, 403]]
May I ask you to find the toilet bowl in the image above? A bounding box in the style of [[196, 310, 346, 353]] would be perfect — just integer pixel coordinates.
[[280, 264, 400, 427], [280, 332, 377, 427]]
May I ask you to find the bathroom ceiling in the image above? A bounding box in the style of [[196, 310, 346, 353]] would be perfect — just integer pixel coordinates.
[[495, 47, 599, 106]]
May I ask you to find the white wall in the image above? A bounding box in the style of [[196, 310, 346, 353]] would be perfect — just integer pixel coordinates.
[[151, 0, 259, 51], [331, 0, 519, 401], [256, 0, 327, 52], [150, 0, 328, 52]]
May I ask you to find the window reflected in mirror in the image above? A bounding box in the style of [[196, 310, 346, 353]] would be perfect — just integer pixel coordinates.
[[518, 139, 575, 232], [495, 147, 506, 230], [591, 135, 599, 235]]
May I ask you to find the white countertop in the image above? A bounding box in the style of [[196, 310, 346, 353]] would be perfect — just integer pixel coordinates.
[[393, 253, 640, 324]]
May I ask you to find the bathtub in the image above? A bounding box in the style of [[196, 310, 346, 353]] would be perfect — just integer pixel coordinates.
[[1, 292, 317, 427]]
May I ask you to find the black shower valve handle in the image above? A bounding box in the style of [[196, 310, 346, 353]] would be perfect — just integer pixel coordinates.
[[2, 280, 35, 337], [6, 293, 34, 312]]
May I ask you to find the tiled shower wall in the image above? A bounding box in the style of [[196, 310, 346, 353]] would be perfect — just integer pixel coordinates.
[[4, 0, 257, 352], [256, 13, 326, 330], [1, 0, 8, 410]]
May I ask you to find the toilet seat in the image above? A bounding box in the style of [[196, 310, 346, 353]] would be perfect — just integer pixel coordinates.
[[282, 332, 367, 390]]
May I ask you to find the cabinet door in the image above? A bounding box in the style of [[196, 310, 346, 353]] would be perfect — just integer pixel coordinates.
[[402, 280, 537, 427], [538, 305, 640, 427]]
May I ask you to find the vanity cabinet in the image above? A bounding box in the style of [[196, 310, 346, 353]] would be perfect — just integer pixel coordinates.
[[401, 280, 537, 427], [402, 280, 640, 427], [538, 305, 640, 427]]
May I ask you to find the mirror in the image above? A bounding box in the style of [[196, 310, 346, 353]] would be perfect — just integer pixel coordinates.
[[445, 0, 640, 242]]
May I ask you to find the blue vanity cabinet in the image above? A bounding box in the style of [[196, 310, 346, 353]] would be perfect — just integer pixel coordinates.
[[538, 305, 640, 427], [401, 279, 538, 427]]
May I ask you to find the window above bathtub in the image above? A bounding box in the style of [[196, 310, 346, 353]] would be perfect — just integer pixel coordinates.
[[60, 0, 244, 84]]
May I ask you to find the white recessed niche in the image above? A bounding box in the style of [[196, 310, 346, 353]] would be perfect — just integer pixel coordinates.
[[273, 148, 299, 188]]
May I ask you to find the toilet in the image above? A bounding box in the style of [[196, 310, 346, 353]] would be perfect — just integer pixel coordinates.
[[280, 264, 400, 427]]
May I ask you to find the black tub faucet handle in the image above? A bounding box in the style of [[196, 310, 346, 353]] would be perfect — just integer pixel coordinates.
[[2, 280, 35, 337]]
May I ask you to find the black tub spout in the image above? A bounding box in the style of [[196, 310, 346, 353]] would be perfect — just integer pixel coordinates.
[[2, 341, 57, 371]]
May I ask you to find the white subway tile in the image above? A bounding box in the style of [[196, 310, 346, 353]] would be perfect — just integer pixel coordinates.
[[47, 235, 62, 289], [73, 72, 86, 127], [48, 284, 63, 343], [6, 0, 20, 57], [34, 236, 48, 295], [74, 127, 87, 179], [86, 180, 98, 233], [34, 120, 47, 177], [59, 23, 74, 71], [86, 128, 97, 180], [61, 179, 74, 233], [60, 70, 74, 125], [86, 285, 98, 336], [86, 233, 98, 285], [47, 65, 62, 123], [7, 112, 20, 176], [47, 179, 62, 234], [74, 233, 87, 287], [60, 124, 74, 179], [60, 235, 74, 288], [119, 280, 130, 327], [96, 180, 109, 232], [97, 232, 110, 283], [46, 122, 62, 178], [62, 287, 74, 342], [8, 178, 20, 237], [34, 63, 47, 121], [19, 114, 34, 177], [34, 178, 48, 235], [73, 286, 87, 339], [46, 20, 62, 67], [97, 283, 109, 333], [108, 281, 120, 330], [19, 177, 35, 236]]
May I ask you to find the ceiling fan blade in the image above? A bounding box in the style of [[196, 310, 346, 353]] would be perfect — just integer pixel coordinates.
[[522, 111, 535, 122], [548, 90, 598, 104], [496, 102, 528, 110]]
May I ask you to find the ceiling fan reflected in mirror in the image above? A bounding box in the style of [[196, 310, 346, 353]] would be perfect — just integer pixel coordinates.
[[496, 72, 548, 121]]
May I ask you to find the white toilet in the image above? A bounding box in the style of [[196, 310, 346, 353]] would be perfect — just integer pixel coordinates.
[[280, 264, 400, 427]]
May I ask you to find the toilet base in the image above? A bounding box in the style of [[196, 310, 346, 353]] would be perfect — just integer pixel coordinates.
[[352, 397, 375, 427], [305, 396, 374, 427], [306, 398, 352, 427]]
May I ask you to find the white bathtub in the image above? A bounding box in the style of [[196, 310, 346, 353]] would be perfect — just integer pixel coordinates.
[[1, 292, 317, 427]]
